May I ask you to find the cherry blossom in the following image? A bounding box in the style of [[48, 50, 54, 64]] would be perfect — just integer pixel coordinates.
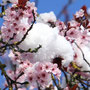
[[2, 0, 18, 5], [75, 9, 84, 18], [0, 0, 90, 89], [1, 1, 37, 43]]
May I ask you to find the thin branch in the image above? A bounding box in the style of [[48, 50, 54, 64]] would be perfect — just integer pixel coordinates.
[[3, 86, 8, 90], [61, 68, 68, 83], [15, 45, 42, 53], [77, 78, 90, 87], [16, 10, 36, 46], [0, 61, 13, 90], [57, 0, 73, 20], [0, 10, 36, 54], [51, 74, 62, 90], [15, 72, 24, 80], [74, 42, 90, 67]]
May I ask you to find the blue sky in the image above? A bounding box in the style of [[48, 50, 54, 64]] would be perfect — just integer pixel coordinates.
[[0, 0, 90, 89], [31, 0, 90, 20]]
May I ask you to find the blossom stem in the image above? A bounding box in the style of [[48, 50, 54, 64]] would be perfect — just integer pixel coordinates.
[[51, 73, 62, 90], [74, 42, 90, 67]]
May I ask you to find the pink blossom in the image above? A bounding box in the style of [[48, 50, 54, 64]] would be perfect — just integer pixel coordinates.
[[64, 87, 69, 90], [21, 52, 34, 62], [18, 88, 26, 90], [66, 28, 80, 38], [9, 50, 21, 64], [75, 9, 84, 18], [7, 69, 26, 83], [1, 1, 37, 43], [56, 20, 66, 31], [19, 60, 32, 71], [68, 20, 80, 29], [9, 0, 18, 4], [79, 30, 90, 45], [34, 62, 44, 72], [43, 62, 53, 72]]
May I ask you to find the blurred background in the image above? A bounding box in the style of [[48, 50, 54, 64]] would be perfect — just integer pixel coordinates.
[[32, 0, 90, 21]]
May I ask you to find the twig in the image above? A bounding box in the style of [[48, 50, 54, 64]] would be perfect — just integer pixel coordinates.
[[61, 68, 68, 83], [16, 10, 36, 45], [51, 74, 62, 90], [74, 42, 90, 67], [0, 61, 13, 90], [3, 86, 8, 90], [57, 0, 74, 23], [0, 10, 36, 54], [15, 45, 42, 53]]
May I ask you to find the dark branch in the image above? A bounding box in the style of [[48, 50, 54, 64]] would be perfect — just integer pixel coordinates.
[[75, 42, 90, 67]]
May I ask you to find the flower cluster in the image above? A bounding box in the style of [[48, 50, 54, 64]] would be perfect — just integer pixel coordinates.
[[1, 1, 37, 43], [2, 0, 18, 5], [26, 62, 61, 89], [0, 0, 90, 90], [7, 51, 61, 89]]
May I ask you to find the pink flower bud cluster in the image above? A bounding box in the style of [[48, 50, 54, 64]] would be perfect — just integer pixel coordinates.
[[6, 51, 61, 89], [1, 1, 90, 89], [25, 62, 61, 88], [56, 8, 90, 74], [1, 1, 37, 43]]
